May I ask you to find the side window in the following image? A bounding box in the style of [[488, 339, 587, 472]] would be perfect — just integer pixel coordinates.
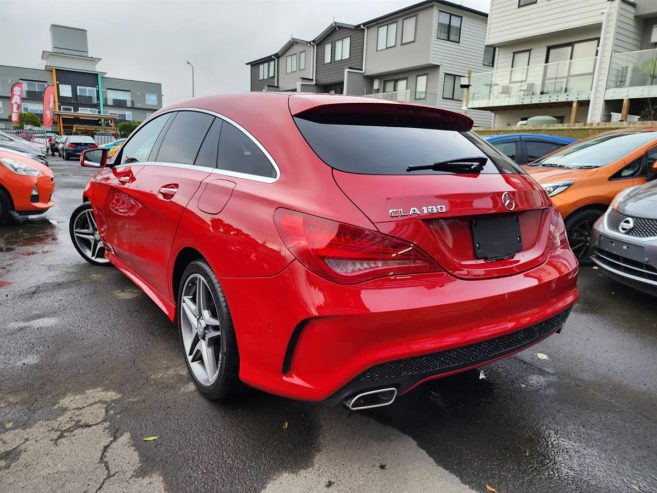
[[217, 121, 276, 178], [119, 114, 171, 165], [491, 141, 518, 162], [156, 111, 214, 165], [645, 148, 657, 179], [614, 157, 642, 179], [195, 118, 222, 167], [525, 141, 562, 162]]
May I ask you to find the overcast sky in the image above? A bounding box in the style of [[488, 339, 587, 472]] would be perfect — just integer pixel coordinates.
[[0, 0, 490, 105]]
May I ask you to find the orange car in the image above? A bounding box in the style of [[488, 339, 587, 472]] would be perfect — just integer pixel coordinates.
[[0, 149, 55, 222], [526, 129, 657, 262]]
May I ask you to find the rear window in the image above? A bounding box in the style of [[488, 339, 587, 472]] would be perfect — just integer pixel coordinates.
[[294, 117, 522, 175], [70, 136, 95, 144]]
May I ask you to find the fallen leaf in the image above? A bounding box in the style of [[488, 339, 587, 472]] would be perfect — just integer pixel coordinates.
[[485, 484, 498, 493], [631, 485, 641, 492], [479, 370, 487, 380], [536, 353, 549, 360], [282, 421, 288, 430], [143, 436, 159, 442]]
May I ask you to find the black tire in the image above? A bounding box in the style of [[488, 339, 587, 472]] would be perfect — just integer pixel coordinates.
[[177, 260, 240, 401], [565, 209, 603, 265], [69, 203, 110, 266], [0, 188, 12, 224]]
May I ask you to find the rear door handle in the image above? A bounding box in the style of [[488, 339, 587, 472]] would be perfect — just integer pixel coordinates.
[[159, 184, 179, 199]]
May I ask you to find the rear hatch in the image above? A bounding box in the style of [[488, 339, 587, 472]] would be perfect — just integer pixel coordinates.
[[291, 99, 553, 280]]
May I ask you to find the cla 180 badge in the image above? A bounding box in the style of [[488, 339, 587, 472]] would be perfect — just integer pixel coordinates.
[[389, 205, 447, 218]]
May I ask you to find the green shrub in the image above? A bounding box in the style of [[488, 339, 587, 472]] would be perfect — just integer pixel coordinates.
[[118, 120, 141, 137], [14, 112, 41, 129]]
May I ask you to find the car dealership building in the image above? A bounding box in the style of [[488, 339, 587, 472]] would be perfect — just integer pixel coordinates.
[[0, 24, 162, 134]]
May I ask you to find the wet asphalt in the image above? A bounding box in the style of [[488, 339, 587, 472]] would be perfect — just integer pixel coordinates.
[[0, 157, 656, 493]]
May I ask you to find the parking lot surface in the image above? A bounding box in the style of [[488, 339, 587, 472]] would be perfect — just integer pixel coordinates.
[[1, 157, 656, 493]]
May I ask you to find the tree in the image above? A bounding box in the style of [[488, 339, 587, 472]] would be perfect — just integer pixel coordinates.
[[118, 120, 141, 137], [14, 112, 41, 129]]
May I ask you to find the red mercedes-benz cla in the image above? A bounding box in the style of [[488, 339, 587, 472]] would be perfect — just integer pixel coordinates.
[[70, 93, 578, 410]]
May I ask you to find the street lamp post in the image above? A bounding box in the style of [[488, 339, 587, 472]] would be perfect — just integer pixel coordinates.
[[186, 60, 195, 98]]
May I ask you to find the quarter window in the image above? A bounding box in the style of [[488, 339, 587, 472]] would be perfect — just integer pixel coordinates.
[[438, 11, 462, 43], [120, 113, 171, 164], [195, 118, 222, 167], [156, 111, 214, 165], [402, 16, 416, 44], [377, 22, 397, 50], [443, 74, 464, 100], [217, 121, 276, 178]]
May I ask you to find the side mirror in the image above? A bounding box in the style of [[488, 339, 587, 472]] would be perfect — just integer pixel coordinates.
[[80, 148, 108, 168], [652, 161, 657, 173]]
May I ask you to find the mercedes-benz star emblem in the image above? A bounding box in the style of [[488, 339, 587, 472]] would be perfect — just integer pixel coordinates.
[[619, 217, 635, 234], [502, 192, 516, 211]]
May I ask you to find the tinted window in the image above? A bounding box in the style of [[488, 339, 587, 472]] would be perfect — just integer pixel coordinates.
[[195, 118, 222, 167], [217, 121, 276, 178], [525, 141, 562, 162], [294, 117, 521, 175], [156, 111, 214, 165], [70, 136, 95, 144], [539, 132, 657, 169], [120, 114, 171, 164], [491, 141, 518, 162]]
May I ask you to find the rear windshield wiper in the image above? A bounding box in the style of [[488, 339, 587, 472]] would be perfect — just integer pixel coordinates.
[[406, 157, 488, 173]]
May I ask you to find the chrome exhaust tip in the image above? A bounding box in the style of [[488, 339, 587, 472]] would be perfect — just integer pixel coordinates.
[[344, 388, 397, 411]]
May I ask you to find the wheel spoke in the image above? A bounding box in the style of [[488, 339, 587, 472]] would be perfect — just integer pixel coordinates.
[[196, 278, 206, 315], [90, 240, 101, 259], [86, 210, 98, 231], [188, 334, 202, 359], [182, 296, 198, 326], [75, 232, 95, 243], [205, 328, 221, 341], [200, 340, 218, 380]]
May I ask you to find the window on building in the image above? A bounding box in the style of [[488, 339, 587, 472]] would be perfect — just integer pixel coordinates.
[[21, 81, 47, 98], [107, 89, 130, 106], [438, 11, 462, 43], [415, 74, 428, 100], [383, 78, 407, 93], [335, 37, 351, 61], [156, 111, 214, 165], [402, 16, 416, 44], [299, 51, 306, 70], [258, 64, 265, 80], [377, 22, 397, 50], [324, 43, 332, 64], [259, 61, 274, 80], [511, 50, 531, 82], [78, 107, 99, 114], [60, 105, 73, 112], [77, 86, 98, 104], [59, 84, 72, 98], [483, 46, 496, 67], [217, 120, 276, 178], [518, 0, 537, 7], [120, 113, 172, 164], [443, 74, 464, 100], [286, 54, 297, 73], [268, 60, 275, 77], [21, 102, 43, 114], [145, 93, 157, 105]]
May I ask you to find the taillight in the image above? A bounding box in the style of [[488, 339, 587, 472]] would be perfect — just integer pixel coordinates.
[[66, 143, 76, 148], [549, 208, 569, 251], [274, 209, 441, 284]]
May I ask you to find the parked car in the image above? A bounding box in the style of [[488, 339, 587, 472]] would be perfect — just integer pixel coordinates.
[[591, 181, 657, 296], [61, 135, 97, 160], [0, 148, 55, 222], [0, 133, 49, 166], [69, 94, 578, 409], [101, 138, 126, 158], [0, 130, 47, 155], [526, 129, 657, 262], [485, 134, 576, 165]]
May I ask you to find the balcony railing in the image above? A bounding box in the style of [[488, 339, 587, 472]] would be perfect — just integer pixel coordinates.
[[365, 90, 450, 107], [606, 48, 657, 100], [469, 57, 597, 109]]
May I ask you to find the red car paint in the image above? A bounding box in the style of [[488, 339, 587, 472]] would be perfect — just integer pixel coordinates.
[[82, 93, 578, 403]]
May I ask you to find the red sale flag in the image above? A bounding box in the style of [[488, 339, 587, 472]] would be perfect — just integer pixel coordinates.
[[42, 85, 55, 126], [10, 82, 23, 126]]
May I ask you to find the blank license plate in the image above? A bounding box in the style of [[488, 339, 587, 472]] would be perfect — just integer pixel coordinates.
[[472, 215, 522, 260]]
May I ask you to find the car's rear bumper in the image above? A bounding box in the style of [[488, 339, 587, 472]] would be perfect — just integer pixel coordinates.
[[220, 245, 579, 402]]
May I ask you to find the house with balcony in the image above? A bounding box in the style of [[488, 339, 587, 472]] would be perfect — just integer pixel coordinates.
[[361, 0, 493, 127], [470, 0, 657, 125]]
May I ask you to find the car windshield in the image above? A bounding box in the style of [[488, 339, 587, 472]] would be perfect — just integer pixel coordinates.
[[70, 136, 95, 144], [536, 131, 657, 168]]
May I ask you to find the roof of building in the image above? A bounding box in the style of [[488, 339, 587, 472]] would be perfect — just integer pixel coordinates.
[[361, 0, 487, 26], [312, 22, 359, 43], [246, 37, 312, 65]]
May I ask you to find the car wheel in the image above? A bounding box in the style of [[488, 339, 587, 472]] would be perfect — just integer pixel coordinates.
[[177, 260, 240, 400], [0, 188, 12, 224], [565, 209, 603, 265], [69, 203, 110, 266]]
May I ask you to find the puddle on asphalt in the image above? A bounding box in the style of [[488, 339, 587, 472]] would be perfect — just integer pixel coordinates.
[[0, 219, 58, 253]]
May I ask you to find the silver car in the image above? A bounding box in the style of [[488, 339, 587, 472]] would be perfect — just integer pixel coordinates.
[[592, 181, 657, 296]]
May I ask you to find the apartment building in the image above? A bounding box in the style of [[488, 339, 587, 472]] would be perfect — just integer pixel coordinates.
[[469, 0, 657, 125], [0, 25, 162, 133], [245, 0, 493, 127]]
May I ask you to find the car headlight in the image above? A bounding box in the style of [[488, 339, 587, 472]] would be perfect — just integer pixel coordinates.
[[542, 180, 575, 197], [610, 186, 639, 210], [0, 158, 41, 176]]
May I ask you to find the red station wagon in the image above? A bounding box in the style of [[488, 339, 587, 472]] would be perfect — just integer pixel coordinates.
[[70, 94, 579, 410]]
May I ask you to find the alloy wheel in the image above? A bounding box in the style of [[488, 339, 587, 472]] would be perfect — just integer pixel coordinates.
[[179, 274, 222, 386], [568, 219, 593, 260], [72, 208, 109, 264]]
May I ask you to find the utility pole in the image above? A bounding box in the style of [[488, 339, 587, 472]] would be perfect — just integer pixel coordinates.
[[186, 60, 195, 98]]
